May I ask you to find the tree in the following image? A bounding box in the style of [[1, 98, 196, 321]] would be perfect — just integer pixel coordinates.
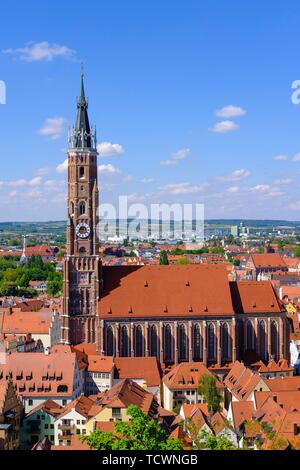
[[198, 374, 222, 413], [159, 251, 169, 265], [175, 258, 190, 265], [197, 430, 236, 450], [81, 405, 183, 450], [293, 246, 300, 257]]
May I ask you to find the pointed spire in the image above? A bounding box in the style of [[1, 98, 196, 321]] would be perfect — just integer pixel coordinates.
[[73, 65, 92, 148]]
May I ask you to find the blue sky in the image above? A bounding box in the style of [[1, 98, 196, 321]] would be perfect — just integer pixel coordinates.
[[1, 0, 300, 221]]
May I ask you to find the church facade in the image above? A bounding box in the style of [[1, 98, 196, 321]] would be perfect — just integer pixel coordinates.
[[61, 76, 290, 366]]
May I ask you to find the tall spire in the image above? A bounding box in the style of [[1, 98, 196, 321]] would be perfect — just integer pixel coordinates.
[[72, 66, 93, 149]]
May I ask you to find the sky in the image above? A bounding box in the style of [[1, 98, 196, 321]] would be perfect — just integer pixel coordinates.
[[1, 1, 300, 221]]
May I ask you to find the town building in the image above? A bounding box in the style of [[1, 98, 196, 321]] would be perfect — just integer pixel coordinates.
[[20, 399, 63, 449], [0, 308, 61, 348], [0, 378, 23, 450], [163, 362, 223, 411], [0, 349, 83, 413]]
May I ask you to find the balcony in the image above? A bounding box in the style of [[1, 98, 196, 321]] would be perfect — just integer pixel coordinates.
[[58, 424, 76, 431], [58, 433, 74, 440]]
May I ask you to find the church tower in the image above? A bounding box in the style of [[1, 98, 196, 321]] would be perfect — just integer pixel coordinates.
[[61, 71, 101, 345]]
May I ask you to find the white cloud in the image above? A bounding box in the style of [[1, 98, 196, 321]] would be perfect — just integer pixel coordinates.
[[160, 159, 177, 166], [36, 167, 49, 176], [274, 178, 292, 185], [289, 201, 300, 210], [227, 186, 239, 193], [123, 175, 133, 182], [250, 184, 271, 193], [8, 179, 27, 187], [98, 164, 120, 174], [292, 153, 300, 162], [216, 105, 246, 118], [97, 142, 124, 157], [44, 180, 57, 188], [38, 117, 65, 140], [162, 182, 208, 195], [160, 148, 190, 166], [218, 169, 250, 181], [210, 120, 239, 133], [273, 154, 288, 161], [2, 41, 75, 62], [56, 159, 68, 173], [171, 148, 190, 161], [8, 190, 17, 198], [141, 178, 156, 184], [29, 176, 42, 186]]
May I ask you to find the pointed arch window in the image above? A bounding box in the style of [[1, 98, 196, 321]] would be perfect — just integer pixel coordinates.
[[221, 323, 230, 359], [178, 324, 187, 362], [135, 325, 144, 357], [106, 326, 114, 356], [120, 325, 129, 357], [258, 320, 267, 360], [207, 323, 216, 361], [246, 320, 255, 351], [164, 324, 172, 363], [271, 320, 279, 360], [193, 324, 201, 361], [79, 166, 85, 178], [150, 325, 158, 357]]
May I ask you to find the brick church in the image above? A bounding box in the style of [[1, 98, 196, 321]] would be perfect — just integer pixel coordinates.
[[61, 74, 290, 366]]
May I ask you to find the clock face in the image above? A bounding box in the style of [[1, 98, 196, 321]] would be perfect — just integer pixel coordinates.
[[76, 222, 91, 239]]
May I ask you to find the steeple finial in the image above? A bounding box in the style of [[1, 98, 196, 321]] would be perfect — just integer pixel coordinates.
[[72, 66, 92, 148]]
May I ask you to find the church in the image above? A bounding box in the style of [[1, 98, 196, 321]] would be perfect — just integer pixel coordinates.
[[61, 74, 290, 367]]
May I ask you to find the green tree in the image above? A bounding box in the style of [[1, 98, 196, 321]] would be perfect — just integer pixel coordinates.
[[293, 246, 300, 257], [175, 258, 190, 265], [81, 405, 183, 450], [197, 430, 236, 450], [159, 251, 169, 265], [198, 374, 222, 413]]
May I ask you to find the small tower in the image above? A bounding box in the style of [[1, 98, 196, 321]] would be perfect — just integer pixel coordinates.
[[19, 235, 27, 265]]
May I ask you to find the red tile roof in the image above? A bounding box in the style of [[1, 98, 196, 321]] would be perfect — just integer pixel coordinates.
[[251, 254, 287, 268], [163, 362, 223, 391], [230, 281, 283, 313], [99, 265, 234, 318], [114, 357, 161, 387]]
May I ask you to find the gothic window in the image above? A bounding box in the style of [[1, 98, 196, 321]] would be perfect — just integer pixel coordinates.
[[221, 323, 230, 359], [106, 326, 114, 356], [178, 324, 187, 361], [258, 320, 266, 360], [79, 166, 85, 178], [164, 324, 172, 363], [70, 201, 74, 216], [79, 201, 86, 216], [135, 325, 144, 357], [120, 325, 129, 357], [193, 324, 201, 361], [271, 320, 279, 360], [207, 323, 216, 361], [150, 325, 158, 357], [79, 246, 86, 255], [246, 320, 255, 350]]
